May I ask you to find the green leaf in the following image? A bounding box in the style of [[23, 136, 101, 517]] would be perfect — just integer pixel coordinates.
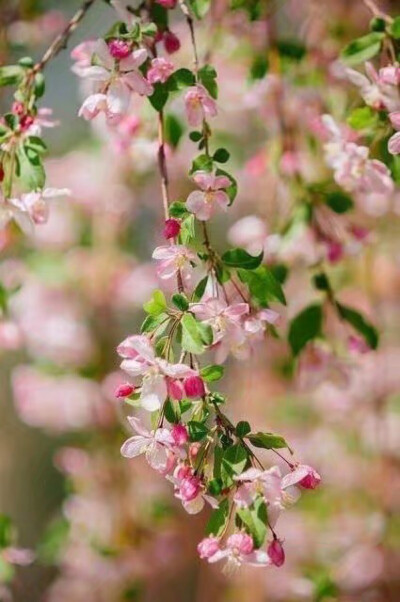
[[236, 420, 251, 437], [198, 64, 218, 99], [197, 320, 213, 346], [250, 54, 269, 80], [141, 312, 169, 334], [189, 131, 202, 142], [34, 72, 46, 98], [336, 302, 379, 349], [190, 153, 213, 173], [248, 432, 289, 450], [180, 214, 195, 244], [276, 39, 306, 61], [0, 65, 24, 87], [206, 499, 229, 536], [213, 148, 230, 163], [25, 136, 47, 155], [169, 200, 188, 218], [238, 265, 286, 305], [143, 289, 167, 316], [0, 515, 13, 549], [288, 304, 323, 356], [389, 16, 400, 39], [347, 106, 379, 131], [200, 364, 224, 382], [17, 146, 45, 189], [141, 22, 158, 37], [149, 83, 169, 111], [192, 275, 208, 301], [188, 420, 209, 441], [181, 313, 205, 354], [221, 444, 248, 476], [37, 518, 69, 564], [164, 398, 181, 423], [168, 68, 196, 91], [188, 0, 211, 19], [341, 32, 384, 66], [215, 168, 237, 203], [237, 498, 267, 548], [172, 293, 189, 311], [165, 113, 184, 149], [325, 191, 354, 214], [222, 247, 263, 270]]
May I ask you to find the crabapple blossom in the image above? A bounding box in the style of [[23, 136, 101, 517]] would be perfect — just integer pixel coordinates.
[[1, 188, 70, 235], [163, 218, 181, 239], [172, 464, 218, 514], [202, 532, 271, 568], [147, 58, 174, 84], [183, 375, 205, 398], [184, 85, 218, 127], [197, 536, 220, 560], [75, 39, 152, 123], [267, 538, 285, 567], [162, 30, 181, 54], [115, 382, 135, 398], [186, 171, 231, 221], [120, 416, 175, 473], [388, 112, 400, 155], [117, 335, 196, 410], [343, 62, 400, 112], [152, 244, 197, 282]]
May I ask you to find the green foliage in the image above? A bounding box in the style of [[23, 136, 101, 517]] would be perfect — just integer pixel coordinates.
[[188, 0, 212, 19], [235, 420, 251, 437], [206, 499, 229, 536], [188, 420, 209, 441], [172, 293, 189, 311], [288, 304, 323, 356], [347, 106, 379, 131], [198, 64, 218, 99], [248, 431, 290, 451], [325, 191, 354, 214], [200, 364, 224, 382], [143, 289, 167, 316], [336, 302, 379, 349], [221, 444, 248, 487], [165, 114, 184, 149], [222, 247, 263, 270], [341, 32, 385, 65], [238, 266, 286, 305], [181, 312, 212, 354], [213, 148, 230, 163], [148, 83, 169, 111], [237, 498, 267, 547]]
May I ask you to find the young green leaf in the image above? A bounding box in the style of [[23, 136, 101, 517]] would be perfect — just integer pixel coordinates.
[[222, 247, 263, 270], [143, 289, 167, 316], [237, 498, 267, 548], [188, 420, 209, 441], [206, 499, 229, 536], [181, 313, 205, 354], [247, 432, 289, 450], [200, 364, 225, 382], [341, 32, 384, 66], [336, 302, 379, 349]]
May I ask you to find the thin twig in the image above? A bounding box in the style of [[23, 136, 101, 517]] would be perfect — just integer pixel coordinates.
[[33, 0, 97, 73]]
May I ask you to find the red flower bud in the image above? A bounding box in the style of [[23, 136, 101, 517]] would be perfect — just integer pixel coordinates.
[[183, 375, 205, 399], [0, 164, 4, 183], [12, 101, 25, 116], [268, 538, 285, 567], [163, 30, 181, 54], [115, 383, 135, 398], [163, 218, 181, 239], [19, 114, 34, 131], [108, 39, 132, 59], [172, 423, 189, 446]]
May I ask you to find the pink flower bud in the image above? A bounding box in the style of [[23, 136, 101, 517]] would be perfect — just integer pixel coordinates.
[[175, 463, 192, 481], [227, 533, 254, 555], [156, 0, 177, 7], [268, 538, 285, 567], [348, 335, 370, 354], [183, 375, 205, 399], [108, 39, 132, 59], [180, 475, 201, 502], [163, 218, 181, 239], [299, 465, 321, 489], [115, 383, 135, 398], [189, 442, 201, 461], [163, 30, 181, 54], [20, 114, 34, 130], [0, 165, 4, 182], [167, 377, 184, 400], [326, 241, 343, 264], [197, 536, 220, 559], [12, 101, 25, 116], [172, 423, 189, 446]]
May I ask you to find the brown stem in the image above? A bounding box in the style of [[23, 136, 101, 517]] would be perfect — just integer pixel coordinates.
[[179, 0, 200, 75], [33, 0, 97, 73]]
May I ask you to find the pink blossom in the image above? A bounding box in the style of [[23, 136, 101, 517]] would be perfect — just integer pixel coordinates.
[[163, 218, 181, 239], [2, 547, 35, 566], [70, 40, 97, 76], [147, 57, 174, 84], [348, 335, 370, 355], [0, 320, 23, 350], [172, 464, 218, 514], [197, 536, 220, 559], [117, 335, 195, 411], [191, 298, 249, 363], [282, 464, 321, 490], [121, 416, 175, 473], [167, 377, 185, 400], [152, 244, 197, 282], [76, 39, 153, 124], [183, 375, 206, 398], [228, 215, 267, 256], [267, 538, 285, 567], [379, 64, 400, 86], [7, 188, 70, 234], [388, 112, 400, 155], [343, 62, 400, 112], [184, 85, 217, 127], [186, 171, 230, 221], [203, 532, 271, 568]]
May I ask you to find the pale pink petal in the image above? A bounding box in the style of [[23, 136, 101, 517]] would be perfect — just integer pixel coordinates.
[[213, 190, 230, 210], [127, 416, 151, 437], [123, 71, 153, 96], [140, 373, 167, 411], [120, 435, 148, 458], [388, 131, 400, 155], [192, 171, 215, 190]]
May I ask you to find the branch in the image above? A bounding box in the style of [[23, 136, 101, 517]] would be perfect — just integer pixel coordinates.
[[33, 0, 97, 73]]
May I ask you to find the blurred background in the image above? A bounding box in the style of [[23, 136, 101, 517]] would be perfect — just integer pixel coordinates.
[[0, 0, 399, 600]]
